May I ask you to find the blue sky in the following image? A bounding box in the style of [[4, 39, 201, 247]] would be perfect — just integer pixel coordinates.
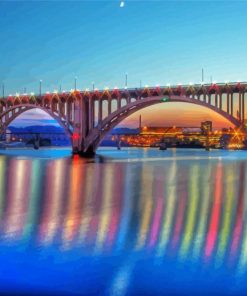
[[1, 1, 247, 128]]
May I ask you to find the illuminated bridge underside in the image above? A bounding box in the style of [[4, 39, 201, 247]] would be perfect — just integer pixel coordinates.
[[0, 83, 246, 155]]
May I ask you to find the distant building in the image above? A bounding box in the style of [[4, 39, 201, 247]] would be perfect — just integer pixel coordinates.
[[243, 120, 247, 131], [6, 129, 11, 143], [140, 126, 183, 136], [201, 121, 212, 134]]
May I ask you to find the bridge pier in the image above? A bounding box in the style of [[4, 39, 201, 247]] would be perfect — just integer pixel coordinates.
[[78, 145, 95, 157]]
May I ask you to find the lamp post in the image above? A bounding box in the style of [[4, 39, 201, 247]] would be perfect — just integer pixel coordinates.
[[202, 68, 204, 83], [92, 81, 95, 91], [140, 80, 142, 88], [74, 76, 77, 90], [39, 80, 42, 97], [2, 84, 4, 98], [125, 73, 128, 88]]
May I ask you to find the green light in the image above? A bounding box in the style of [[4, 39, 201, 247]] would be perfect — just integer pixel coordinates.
[[161, 97, 169, 102]]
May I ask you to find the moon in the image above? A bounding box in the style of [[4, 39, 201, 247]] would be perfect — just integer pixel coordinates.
[[120, 1, 125, 8]]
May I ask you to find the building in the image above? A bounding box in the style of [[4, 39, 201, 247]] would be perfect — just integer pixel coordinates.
[[201, 121, 212, 135]]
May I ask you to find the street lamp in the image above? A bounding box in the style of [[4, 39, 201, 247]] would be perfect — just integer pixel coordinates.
[[39, 80, 42, 97], [74, 76, 77, 90], [2, 84, 4, 98], [92, 81, 95, 91], [125, 73, 128, 88]]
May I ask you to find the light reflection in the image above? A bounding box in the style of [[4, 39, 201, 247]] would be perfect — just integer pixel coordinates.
[[136, 164, 153, 250], [0, 156, 6, 221], [204, 162, 223, 260], [157, 161, 177, 256], [95, 164, 114, 253], [180, 164, 199, 259], [4, 159, 31, 238], [192, 164, 211, 258], [0, 155, 247, 276], [62, 156, 84, 248], [23, 159, 42, 240], [78, 163, 96, 243], [39, 159, 65, 244], [216, 164, 235, 266], [229, 162, 245, 261]]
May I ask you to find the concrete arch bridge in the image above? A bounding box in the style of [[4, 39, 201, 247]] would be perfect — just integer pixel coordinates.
[[0, 82, 246, 155]]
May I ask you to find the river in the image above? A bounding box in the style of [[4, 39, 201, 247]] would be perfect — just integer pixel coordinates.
[[0, 147, 247, 295]]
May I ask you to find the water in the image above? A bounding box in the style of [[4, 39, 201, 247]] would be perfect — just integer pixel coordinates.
[[0, 147, 247, 295]]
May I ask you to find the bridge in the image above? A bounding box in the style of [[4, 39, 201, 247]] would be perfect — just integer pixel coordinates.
[[0, 82, 246, 155]]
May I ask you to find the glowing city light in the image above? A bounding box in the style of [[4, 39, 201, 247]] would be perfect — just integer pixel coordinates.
[[161, 98, 169, 102], [72, 133, 80, 140]]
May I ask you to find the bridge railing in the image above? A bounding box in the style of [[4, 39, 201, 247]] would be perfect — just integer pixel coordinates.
[[1, 81, 247, 100]]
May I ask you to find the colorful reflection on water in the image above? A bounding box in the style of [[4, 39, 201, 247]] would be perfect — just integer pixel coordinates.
[[0, 148, 247, 295]]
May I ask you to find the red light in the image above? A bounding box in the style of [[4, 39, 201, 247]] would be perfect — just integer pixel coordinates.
[[72, 133, 80, 140]]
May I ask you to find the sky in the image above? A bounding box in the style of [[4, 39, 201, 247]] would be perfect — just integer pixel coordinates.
[[1, 0, 247, 129]]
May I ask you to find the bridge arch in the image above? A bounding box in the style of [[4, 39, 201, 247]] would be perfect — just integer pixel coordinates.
[[84, 95, 240, 152], [0, 104, 73, 137]]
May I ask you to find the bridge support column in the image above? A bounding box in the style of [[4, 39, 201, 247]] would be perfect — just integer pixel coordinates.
[[108, 99, 111, 115], [242, 93, 245, 123], [78, 145, 95, 157], [230, 93, 233, 116], [227, 93, 229, 114], [73, 98, 96, 157], [98, 99, 102, 124], [219, 94, 222, 110], [72, 100, 83, 154], [239, 92, 242, 121]]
